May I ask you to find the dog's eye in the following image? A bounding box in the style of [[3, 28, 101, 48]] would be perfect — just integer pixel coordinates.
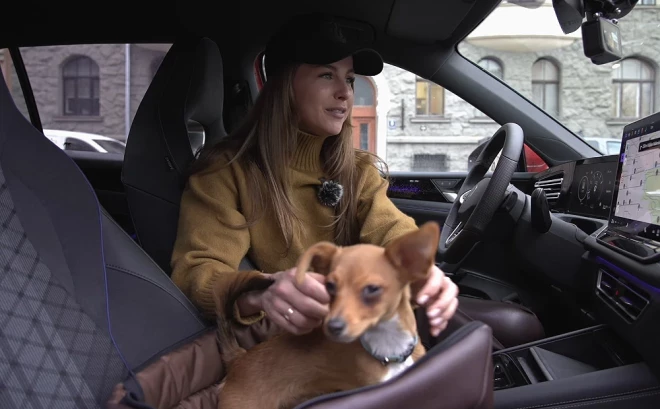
[[361, 285, 382, 304], [325, 281, 337, 296]]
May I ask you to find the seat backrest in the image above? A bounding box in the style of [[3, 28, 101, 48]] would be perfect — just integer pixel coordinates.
[[0, 66, 207, 406], [294, 321, 494, 409], [121, 37, 226, 275]]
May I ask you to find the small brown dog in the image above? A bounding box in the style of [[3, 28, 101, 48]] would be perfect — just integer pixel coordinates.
[[216, 221, 440, 409]]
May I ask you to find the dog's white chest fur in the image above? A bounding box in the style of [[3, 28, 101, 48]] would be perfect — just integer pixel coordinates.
[[359, 315, 417, 383]]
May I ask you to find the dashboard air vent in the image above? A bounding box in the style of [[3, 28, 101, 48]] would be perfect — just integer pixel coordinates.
[[596, 269, 649, 321], [534, 172, 563, 204]]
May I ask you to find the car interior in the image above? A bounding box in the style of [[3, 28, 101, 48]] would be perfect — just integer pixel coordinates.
[[2, 0, 660, 408]]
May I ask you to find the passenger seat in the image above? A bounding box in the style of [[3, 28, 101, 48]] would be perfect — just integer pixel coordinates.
[[0, 68, 208, 406], [122, 37, 229, 276]]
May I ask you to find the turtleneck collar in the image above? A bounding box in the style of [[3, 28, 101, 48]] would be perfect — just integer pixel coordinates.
[[291, 130, 330, 172]]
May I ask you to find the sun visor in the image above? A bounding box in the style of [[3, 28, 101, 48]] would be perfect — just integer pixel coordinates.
[[385, 0, 479, 43], [328, 15, 377, 47]]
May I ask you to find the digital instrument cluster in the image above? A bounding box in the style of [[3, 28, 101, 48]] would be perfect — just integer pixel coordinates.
[[567, 157, 617, 219]]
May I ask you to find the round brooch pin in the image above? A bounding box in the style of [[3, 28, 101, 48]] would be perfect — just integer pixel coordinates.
[[317, 178, 344, 207]]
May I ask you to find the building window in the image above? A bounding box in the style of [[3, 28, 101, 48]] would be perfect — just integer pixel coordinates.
[[412, 154, 448, 172], [415, 77, 444, 116], [612, 58, 655, 119], [640, 0, 655, 5], [62, 56, 100, 116], [478, 57, 503, 79], [359, 123, 369, 150], [354, 76, 374, 106], [532, 58, 560, 117]]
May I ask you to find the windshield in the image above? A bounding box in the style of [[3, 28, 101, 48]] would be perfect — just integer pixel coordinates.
[[458, 0, 659, 156], [95, 139, 126, 154]]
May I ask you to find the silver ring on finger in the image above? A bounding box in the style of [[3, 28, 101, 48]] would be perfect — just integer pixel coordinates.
[[284, 307, 295, 321]]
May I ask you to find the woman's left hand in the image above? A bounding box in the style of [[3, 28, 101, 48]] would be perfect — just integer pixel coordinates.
[[415, 265, 459, 337]]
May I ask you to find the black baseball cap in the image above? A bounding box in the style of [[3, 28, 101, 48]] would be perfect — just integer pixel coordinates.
[[264, 13, 384, 78]]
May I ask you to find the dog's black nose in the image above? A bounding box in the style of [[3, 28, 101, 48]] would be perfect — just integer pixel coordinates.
[[326, 318, 346, 335]]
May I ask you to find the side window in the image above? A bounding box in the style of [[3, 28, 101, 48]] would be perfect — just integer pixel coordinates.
[[368, 63, 547, 173], [254, 55, 548, 173], [17, 43, 172, 155], [0, 48, 30, 120]]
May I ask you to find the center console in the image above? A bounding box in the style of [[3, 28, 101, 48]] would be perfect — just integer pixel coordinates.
[[493, 112, 660, 408], [491, 325, 659, 409], [492, 325, 640, 390]]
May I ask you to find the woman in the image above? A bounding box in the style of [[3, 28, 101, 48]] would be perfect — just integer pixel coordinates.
[[170, 13, 459, 339]]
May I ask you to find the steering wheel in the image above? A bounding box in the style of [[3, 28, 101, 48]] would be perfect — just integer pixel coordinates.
[[438, 123, 524, 266]]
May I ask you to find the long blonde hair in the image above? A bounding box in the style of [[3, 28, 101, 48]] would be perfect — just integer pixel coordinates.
[[189, 64, 387, 249]]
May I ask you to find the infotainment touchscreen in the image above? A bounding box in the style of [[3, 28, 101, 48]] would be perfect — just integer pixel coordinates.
[[609, 111, 660, 243]]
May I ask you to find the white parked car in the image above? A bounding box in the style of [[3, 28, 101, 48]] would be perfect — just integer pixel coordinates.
[[43, 129, 126, 154], [583, 137, 621, 156]]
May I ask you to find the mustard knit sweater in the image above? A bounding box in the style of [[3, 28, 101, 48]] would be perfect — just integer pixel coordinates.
[[170, 131, 419, 321]]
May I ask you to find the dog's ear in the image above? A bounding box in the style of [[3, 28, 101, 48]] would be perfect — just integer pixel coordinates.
[[295, 241, 339, 285], [384, 221, 440, 283]]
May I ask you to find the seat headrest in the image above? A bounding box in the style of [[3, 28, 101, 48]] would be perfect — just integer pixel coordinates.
[[160, 37, 225, 140], [121, 37, 227, 272], [123, 37, 226, 198], [179, 37, 226, 138], [127, 37, 226, 164]]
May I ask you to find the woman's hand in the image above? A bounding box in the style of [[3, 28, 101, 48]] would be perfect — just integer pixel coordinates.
[[261, 268, 330, 335], [415, 265, 459, 337]]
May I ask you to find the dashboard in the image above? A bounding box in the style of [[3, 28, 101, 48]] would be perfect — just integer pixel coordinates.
[[533, 155, 618, 221], [568, 158, 616, 219], [526, 111, 660, 374]]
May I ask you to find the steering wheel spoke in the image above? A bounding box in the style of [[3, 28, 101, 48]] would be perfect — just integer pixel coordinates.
[[445, 221, 463, 245], [438, 123, 524, 265]]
